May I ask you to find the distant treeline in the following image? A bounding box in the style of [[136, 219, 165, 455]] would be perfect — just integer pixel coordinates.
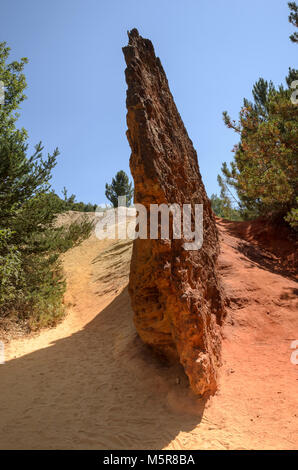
[[58, 187, 98, 212]]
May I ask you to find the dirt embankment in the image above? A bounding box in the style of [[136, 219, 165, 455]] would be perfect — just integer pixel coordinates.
[[0, 218, 297, 450], [219, 217, 297, 279]]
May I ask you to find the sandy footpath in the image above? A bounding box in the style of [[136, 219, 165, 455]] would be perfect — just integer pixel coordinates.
[[0, 222, 297, 449]]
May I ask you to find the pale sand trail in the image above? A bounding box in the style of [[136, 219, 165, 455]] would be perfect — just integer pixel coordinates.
[[0, 222, 297, 449]]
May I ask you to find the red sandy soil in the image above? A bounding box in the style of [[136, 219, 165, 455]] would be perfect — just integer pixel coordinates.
[[0, 219, 297, 450]]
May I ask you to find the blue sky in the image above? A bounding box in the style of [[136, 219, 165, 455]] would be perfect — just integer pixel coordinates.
[[1, 0, 296, 204]]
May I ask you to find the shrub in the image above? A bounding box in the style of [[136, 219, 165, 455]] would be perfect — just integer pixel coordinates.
[[0, 43, 93, 331]]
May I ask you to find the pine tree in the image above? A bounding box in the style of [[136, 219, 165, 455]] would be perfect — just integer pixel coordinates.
[[289, 2, 298, 43], [0, 43, 92, 328], [105, 170, 133, 207], [220, 69, 298, 226], [210, 192, 242, 220]]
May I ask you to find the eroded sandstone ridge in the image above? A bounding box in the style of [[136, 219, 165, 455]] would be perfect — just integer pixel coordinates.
[[123, 29, 225, 397]]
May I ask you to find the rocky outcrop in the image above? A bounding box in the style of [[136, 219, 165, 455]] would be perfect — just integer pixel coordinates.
[[123, 29, 225, 397]]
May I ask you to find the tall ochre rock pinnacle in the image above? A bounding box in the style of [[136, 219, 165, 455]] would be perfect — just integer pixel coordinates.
[[123, 29, 225, 397]]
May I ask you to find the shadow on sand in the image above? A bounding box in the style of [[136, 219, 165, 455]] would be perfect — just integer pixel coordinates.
[[0, 288, 205, 450], [219, 219, 297, 281]]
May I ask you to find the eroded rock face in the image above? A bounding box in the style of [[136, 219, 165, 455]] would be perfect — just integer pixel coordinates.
[[123, 29, 225, 397]]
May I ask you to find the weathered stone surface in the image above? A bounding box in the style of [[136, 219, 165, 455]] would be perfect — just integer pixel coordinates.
[[123, 29, 225, 397]]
